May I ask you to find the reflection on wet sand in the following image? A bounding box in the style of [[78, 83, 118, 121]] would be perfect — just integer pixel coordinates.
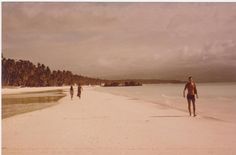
[[2, 90, 66, 119]]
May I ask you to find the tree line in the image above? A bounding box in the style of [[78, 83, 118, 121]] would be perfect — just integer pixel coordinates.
[[2, 57, 108, 87]]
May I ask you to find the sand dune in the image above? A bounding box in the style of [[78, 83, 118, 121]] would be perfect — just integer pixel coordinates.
[[2, 87, 236, 155]]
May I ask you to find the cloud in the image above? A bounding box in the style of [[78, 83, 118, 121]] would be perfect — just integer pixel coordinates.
[[3, 3, 236, 81]]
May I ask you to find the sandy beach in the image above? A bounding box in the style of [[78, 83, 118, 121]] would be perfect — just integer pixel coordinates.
[[2, 87, 236, 155]]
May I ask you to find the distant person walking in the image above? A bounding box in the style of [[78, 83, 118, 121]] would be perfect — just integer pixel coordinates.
[[77, 84, 83, 99], [183, 76, 198, 117], [70, 85, 74, 100]]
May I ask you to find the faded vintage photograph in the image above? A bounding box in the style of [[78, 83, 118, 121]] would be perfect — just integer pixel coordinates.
[[2, 2, 236, 155]]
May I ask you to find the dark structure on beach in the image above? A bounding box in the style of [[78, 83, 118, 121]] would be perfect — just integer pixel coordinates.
[[103, 81, 142, 87]]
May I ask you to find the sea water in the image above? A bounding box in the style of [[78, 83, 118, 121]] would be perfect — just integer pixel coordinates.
[[2, 90, 66, 118], [95, 83, 236, 123]]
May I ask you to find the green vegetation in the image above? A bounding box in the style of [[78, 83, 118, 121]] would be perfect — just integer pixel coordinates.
[[2, 57, 183, 87], [2, 57, 107, 86]]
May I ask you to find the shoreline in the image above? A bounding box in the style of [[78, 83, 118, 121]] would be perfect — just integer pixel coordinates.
[[2, 86, 69, 95], [3, 87, 236, 155], [94, 84, 236, 123], [2, 87, 67, 119], [94, 88, 229, 123]]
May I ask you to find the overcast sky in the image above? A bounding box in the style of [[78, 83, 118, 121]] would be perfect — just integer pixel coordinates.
[[3, 2, 236, 82]]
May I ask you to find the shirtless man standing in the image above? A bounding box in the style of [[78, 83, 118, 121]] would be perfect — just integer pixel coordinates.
[[183, 76, 198, 117]]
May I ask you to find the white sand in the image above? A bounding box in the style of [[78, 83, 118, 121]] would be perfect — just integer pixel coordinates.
[[2, 87, 236, 155], [2, 86, 70, 95]]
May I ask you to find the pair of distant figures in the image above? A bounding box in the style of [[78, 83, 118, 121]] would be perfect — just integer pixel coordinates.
[[70, 85, 83, 100]]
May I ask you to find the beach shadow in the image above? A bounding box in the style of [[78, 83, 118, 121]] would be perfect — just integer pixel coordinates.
[[150, 115, 226, 122], [150, 115, 188, 118], [202, 116, 226, 122]]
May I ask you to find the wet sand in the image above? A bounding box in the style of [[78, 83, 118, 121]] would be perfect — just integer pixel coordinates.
[[2, 89, 66, 118]]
